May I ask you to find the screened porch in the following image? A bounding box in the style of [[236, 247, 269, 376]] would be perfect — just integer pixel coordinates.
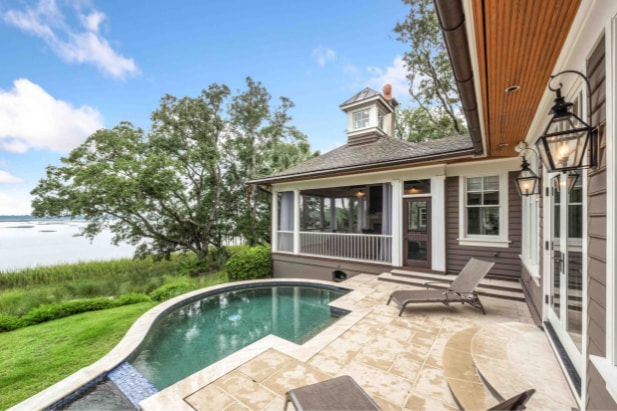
[[274, 183, 393, 264]]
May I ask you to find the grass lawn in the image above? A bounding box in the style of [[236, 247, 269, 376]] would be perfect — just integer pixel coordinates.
[[0, 301, 156, 409]]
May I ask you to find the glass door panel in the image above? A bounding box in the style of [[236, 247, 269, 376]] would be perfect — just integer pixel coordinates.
[[566, 176, 583, 352], [550, 175, 562, 319], [404, 198, 430, 268]]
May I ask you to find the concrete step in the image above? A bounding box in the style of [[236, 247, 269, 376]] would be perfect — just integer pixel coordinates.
[[378, 273, 525, 302], [470, 322, 577, 410], [389, 269, 523, 293], [442, 327, 500, 410]]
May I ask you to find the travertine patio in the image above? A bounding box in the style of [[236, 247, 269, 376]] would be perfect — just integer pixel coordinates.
[[140, 274, 577, 411]]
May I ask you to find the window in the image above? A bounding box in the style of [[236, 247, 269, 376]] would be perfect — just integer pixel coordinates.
[[377, 111, 385, 130], [353, 110, 369, 129], [465, 176, 500, 235], [458, 172, 509, 248]]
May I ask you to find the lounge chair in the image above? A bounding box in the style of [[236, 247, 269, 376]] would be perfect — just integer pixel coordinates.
[[488, 389, 536, 410], [387, 258, 495, 316], [284, 375, 381, 411]]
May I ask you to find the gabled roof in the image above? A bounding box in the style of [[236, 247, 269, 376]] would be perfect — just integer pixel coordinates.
[[339, 87, 381, 107], [250, 135, 475, 184]]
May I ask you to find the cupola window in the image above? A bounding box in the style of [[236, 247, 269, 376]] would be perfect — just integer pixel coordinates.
[[353, 109, 370, 129]]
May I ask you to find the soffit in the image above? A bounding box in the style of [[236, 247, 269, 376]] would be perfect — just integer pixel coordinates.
[[471, 0, 581, 158]]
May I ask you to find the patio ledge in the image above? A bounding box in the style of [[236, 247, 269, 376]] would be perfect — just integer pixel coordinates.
[[590, 355, 617, 404]]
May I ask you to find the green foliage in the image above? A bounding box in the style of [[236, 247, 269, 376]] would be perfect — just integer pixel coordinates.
[[0, 293, 151, 332], [31, 79, 314, 261], [225, 245, 272, 281], [396, 106, 467, 142], [0, 314, 21, 333], [149, 282, 193, 302], [394, 0, 467, 138]]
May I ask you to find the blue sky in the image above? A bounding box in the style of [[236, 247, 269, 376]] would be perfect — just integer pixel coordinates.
[[0, 0, 412, 215]]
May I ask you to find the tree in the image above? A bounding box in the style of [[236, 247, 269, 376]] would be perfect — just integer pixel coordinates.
[[31, 81, 314, 261], [394, 0, 467, 139], [227, 77, 316, 245], [31, 85, 231, 261], [395, 105, 463, 142]]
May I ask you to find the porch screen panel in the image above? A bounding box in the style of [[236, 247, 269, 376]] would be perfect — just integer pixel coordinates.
[[277, 191, 294, 252], [380, 183, 392, 261]]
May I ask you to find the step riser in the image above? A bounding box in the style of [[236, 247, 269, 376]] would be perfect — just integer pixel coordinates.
[[378, 277, 526, 302]]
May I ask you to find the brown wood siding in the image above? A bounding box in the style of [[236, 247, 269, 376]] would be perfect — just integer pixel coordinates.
[[445, 172, 521, 279], [585, 34, 611, 410], [272, 252, 390, 281], [587, 362, 617, 410]]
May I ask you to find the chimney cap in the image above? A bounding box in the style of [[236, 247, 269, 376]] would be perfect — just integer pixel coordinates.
[[382, 84, 392, 99]]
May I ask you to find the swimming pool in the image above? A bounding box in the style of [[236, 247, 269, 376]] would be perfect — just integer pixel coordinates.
[[130, 284, 348, 390]]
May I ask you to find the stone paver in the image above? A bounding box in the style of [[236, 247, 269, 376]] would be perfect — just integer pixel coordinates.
[[142, 274, 576, 411]]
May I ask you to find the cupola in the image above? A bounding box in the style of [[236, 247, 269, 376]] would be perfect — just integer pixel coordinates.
[[339, 84, 399, 146]]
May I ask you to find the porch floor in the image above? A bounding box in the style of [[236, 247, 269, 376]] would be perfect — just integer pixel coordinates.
[[140, 275, 577, 411]]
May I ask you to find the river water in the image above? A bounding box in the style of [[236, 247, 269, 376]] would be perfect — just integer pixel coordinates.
[[0, 219, 136, 272]]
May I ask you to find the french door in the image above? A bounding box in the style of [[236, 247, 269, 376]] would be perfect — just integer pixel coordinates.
[[547, 172, 584, 374], [403, 198, 431, 268]]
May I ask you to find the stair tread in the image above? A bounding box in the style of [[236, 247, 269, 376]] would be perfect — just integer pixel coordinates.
[[443, 327, 500, 410], [390, 269, 522, 291], [378, 273, 525, 300]]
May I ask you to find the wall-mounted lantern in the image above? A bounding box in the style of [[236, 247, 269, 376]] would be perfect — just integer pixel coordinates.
[[515, 156, 540, 196], [535, 70, 598, 172], [514, 142, 541, 197]]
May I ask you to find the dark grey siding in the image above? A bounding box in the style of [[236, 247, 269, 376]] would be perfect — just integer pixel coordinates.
[[272, 253, 390, 281], [445, 171, 522, 280], [585, 34, 616, 411]]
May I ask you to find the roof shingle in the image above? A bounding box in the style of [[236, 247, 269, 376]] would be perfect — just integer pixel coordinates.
[[251, 135, 475, 184]]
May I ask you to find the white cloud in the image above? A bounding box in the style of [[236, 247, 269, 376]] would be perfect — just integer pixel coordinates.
[[311, 46, 336, 67], [81, 11, 105, 33], [366, 56, 412, 99], [0, 78, 104, 153], [0, 170, 24, 184], [2, 0, 138, 79], [0, 192, 32, 215]]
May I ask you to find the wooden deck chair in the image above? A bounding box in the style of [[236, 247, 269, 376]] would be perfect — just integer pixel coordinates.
[[387, 258, 495, 316]]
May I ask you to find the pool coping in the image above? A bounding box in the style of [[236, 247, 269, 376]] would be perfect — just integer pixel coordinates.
[[9, 278, 363, 411]]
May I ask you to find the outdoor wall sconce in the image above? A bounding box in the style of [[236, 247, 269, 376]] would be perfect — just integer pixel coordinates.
[[535, 70, 598, 172], [515, 156, 540, 196], [566, 170, 579, 193], [514, 142, 541, 196], [356, 189, 365, 197]]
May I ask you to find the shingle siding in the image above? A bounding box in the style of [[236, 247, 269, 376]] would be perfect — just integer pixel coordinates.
[[445, 172, 521, 280], [584, 34, 614, 410]]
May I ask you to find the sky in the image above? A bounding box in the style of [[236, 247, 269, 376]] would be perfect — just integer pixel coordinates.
[[0, 0, 412, 215]]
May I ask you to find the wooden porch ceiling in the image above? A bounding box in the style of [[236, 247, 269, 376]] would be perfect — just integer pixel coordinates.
[[471, 0, 581, 158]]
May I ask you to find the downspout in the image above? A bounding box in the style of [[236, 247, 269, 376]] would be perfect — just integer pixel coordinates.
[[433, 0, 484, 155]]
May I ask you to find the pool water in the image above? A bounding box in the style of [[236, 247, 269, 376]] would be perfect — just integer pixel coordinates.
[[130, 285, 347, 390]]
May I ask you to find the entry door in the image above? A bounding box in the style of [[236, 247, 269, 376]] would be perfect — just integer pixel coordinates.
[[403, 198, 431, 268], [547, 173, 584, 375]]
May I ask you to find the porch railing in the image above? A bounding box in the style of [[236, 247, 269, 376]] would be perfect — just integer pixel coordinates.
[[299, 232, 392, 264], [276, 231, 294, 252]]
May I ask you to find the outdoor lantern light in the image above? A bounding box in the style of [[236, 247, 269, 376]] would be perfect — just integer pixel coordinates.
[[535, 70, 598, 172], [567, 170, 579, 193], [515, 156, 540, 196]]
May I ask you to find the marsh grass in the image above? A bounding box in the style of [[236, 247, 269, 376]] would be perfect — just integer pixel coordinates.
[[0, 246, 246, 317]]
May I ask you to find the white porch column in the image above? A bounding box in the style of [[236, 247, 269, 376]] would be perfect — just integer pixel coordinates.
[[293, 189, 300, 254], [431, 176, 446, 272], [391, 179, 403, 267], [271, 189, 278, 252]]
